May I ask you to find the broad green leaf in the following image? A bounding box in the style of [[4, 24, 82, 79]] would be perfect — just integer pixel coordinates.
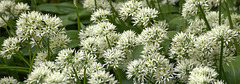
[[66, 30, 80, 48], [161, 4, 179, 13], [167, 31, 178, 39], [224, 55, 240, 84], [132, 45, 144, 60], [169, 17, 185, 31]]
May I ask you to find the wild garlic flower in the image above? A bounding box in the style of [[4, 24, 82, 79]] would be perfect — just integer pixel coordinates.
[[26, 65, 52, 84], [0, 1, 29, 18], [90, 9, 111, 23], [55, 48, 74, 67], [14, 2, 30, 15], [119, 0, 143, 20], [117, 30, 137, 51], [151, 20, 169, 29], [0, 15, 9, 27], [213, 80, 225, 84], [34, 51, 48, 65], [80, 37, 99, 53], [193, 25, 237, 67], [126, 59, 147, 84], [141, 44, 161, 56], [79, 22, 116, 40], [73, 50, 96, 68], [88, 70, 117, 84], [16, 11, 62, 40], [188, 66, 218, 84], [44, 71, 70, 84], [50, 34, 71, 51], [83, 0, 110, 11], [170, 32, 196, 60], [132, 7, 158, 27], [137, 26, 167, 46], [182, 0, 212, 19], [174, 59, 201, 83], [0, 76, 19, 84], [103, 48, 125, 68], [142, 53, 174, 84], [0, 37, 21, 59], [127, 53, 174, 84], [186, 17, 207, 35]]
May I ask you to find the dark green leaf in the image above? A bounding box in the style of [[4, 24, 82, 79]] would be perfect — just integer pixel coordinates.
[[132, 45, 144, 60], [66, 30, 80, 48], [224, 55, 240, 84]]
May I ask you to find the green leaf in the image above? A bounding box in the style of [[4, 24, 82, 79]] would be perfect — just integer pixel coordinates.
[[132, 45, 144, 60], [169, 17, 185, 31], [0, 64, 29, 73], [167, 31, 178, 39], [160, 4, 179, 13], [66, 30, 80, 48], [224, 55, 240, 84]]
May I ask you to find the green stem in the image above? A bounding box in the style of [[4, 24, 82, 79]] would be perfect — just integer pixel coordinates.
[[157, 0, 164, 19], [72, 65, 81, 84], [75, 0, 82, 31], [84, 67, 86, 84], [147, 73, 154, 84], [167, 0, 171, 14], [3, 26, 12, 37], [150, 0, 155, 8], [224, 1, 239, 55], [145, 0, 151, 7], [0, 15, 14, 33], [233, 38, 239, 56], [219, 0, 222, 25], [180, 0, 183, 14], [30, 47, 38, 72], [106, 36, 111, 49], [198, 4, 211, 31], [219, 37, 223, 79], [94, 0, 97, 11], [14, 51, 30, 67], [224, 1, 233, 29], [114, 68, 122, 84]]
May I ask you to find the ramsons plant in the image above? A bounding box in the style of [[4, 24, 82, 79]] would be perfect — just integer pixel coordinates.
[[0, 0, 240, 84]]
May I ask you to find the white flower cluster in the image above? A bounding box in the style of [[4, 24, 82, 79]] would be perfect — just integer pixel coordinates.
[[170, 32, 195, 60], [119, 0, 158, 27], [182, 0, 212, 19], [186, 12, 224, 36], [0, 37, 21, 59], [90, 8, 111, 23], [127, 53, 174, 84], [0, 76, 19, 84], [16, 11, 71, 51], [79, 22, 119, 53], [119, 0, 144, 20], [188, 66, 219, 84], [83, 0, 110, 11], [0, 0, 29, 27]]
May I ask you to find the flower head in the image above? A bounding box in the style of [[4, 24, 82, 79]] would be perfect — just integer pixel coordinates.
[[0, 76, 19, 84], [88, 70, 117, 84], [132, 7, 158, 27], [119, 0, 143, 20], [90, 9, 111, 23], [0, 37, 21, 59], [188, 66, 218, 84], [103, 48, 125, 68]]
